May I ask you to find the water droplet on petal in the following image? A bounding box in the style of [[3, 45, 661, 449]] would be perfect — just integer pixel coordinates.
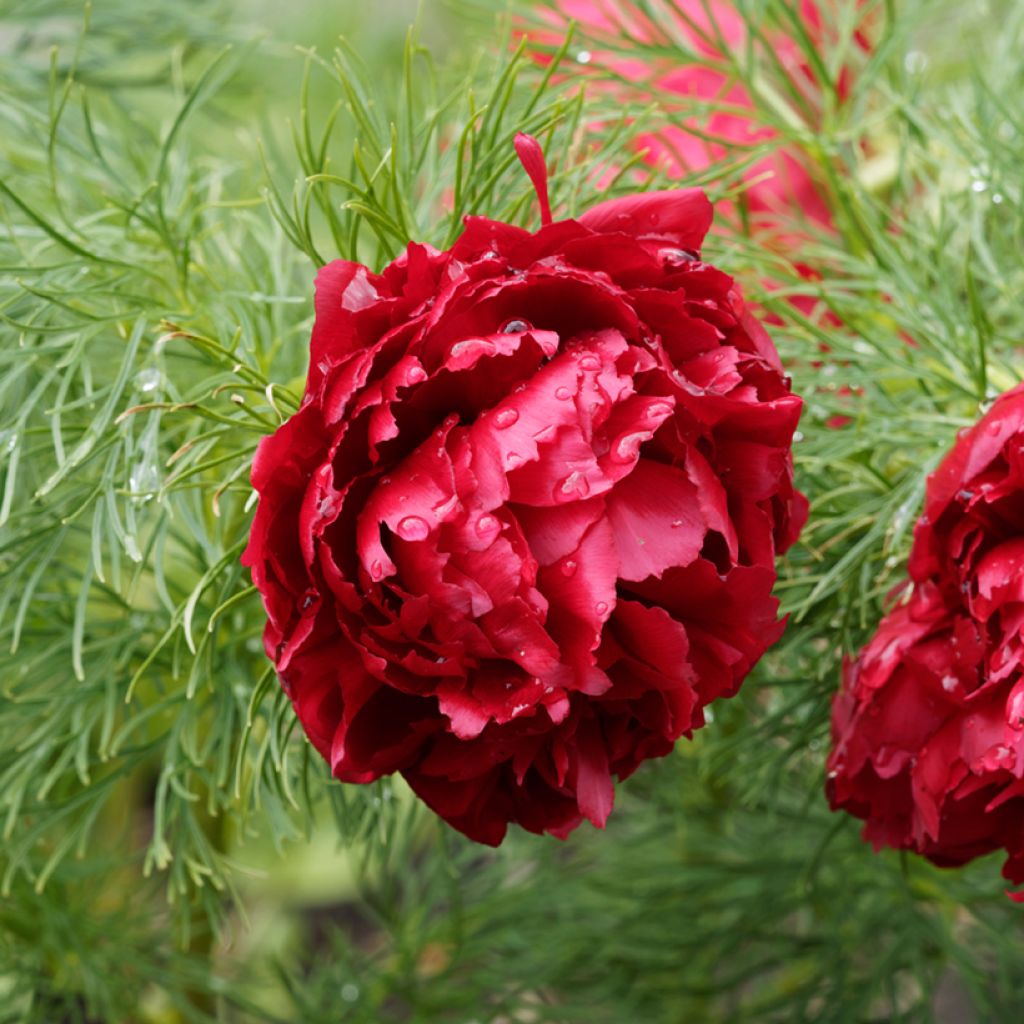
[[556, 471, 590, 501], [671, 519, 684, 529], [554, 386, 572, 401], [493, 407, 520, 429], [577, 353, 601, 371], [646, 401, 674, 419], [612, 431, 647, 463], [369, 560, 384, 581], [500, 318, 531, 333], [450, 337, 496, 360], [560, 559, 578, 577], [576, 49, 592, 64], [475, 514, 501, 542], [407, 365, 427, 384], [659, 247, 699, 267], [506, 451, 523, 469], [396, 515, 430, 541], [595, 601, 609, 615]]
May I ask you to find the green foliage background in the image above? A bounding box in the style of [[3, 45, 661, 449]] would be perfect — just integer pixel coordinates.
[[1, 0, 1023, 1020]]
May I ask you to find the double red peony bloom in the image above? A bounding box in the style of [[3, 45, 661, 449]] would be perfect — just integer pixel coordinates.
[[244, 136, 806, 844], [828, 385, 1024, 895]]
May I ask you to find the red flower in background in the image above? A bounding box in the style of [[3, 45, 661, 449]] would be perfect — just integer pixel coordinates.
[[828, 385, 1024, 897], [243, 136, 806, 845], [537, 1, 869, 228]]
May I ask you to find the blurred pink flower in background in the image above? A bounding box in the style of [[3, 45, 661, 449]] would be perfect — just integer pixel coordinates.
[[533, 0, 870, 235]]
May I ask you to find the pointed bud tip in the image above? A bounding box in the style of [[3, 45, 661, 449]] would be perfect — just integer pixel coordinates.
[[514, 133, 552, 227]]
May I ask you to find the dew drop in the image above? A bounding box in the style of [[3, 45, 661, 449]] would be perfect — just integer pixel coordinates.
[[560, 559, 578, 577], [128, 460, 159, 503], [556, 470, 590, 501], [134, 367, 163, 394], [612, 431, 647, 463], [576, 49, 593, 64], [904, 50, 927, 74], [554, 386, 572, 401], [396, 515, 430, 541], [577, 353, 601, 371], [671, 519, 684, 529], [407, 365, 427, 384], [501, 318, 531, 333], [595, 601, 609, 615], [659, 247, 699, 267], [475, 514, 501, 542], [493, 407, 520, 429], [369, 560, 384, 580], [506, 451, 523, 469], [971, 180, 988, 193], [450, 337, 496, 360]]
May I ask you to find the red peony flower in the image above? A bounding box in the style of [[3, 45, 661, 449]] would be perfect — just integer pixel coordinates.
[[533, 1, 871, 235], [828, 384, 1024, 896], [243, 135, 806, 845]]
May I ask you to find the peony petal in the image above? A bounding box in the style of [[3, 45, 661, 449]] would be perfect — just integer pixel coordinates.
[[578, 188, 713, 250], [605, 459, 705, 581], [573, 714, 614, 827]]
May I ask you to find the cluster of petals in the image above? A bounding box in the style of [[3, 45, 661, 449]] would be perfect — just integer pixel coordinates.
[[828, 385, 1024, 896], [244, 137, 806, 844]]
